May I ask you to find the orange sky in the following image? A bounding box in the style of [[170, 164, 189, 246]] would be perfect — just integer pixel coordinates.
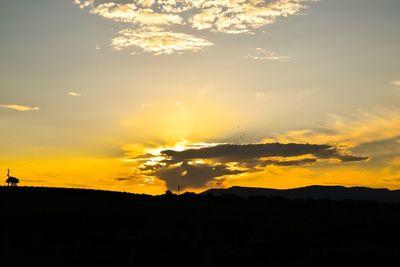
[[1, 0, 400, 194]]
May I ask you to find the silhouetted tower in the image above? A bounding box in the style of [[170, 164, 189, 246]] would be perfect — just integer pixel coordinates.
[[177, 185, 180, 195]]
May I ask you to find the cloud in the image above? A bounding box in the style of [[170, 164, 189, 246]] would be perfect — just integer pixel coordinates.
[[389, 156, 400, 166], [160, 143, 367, 164], [68, 91, 81, 96], [392, 81, 400, 86], [74, 0, 315, 54], [154, 160, 243, 190], [190, 0, 310, 34], [82, 0, 310, 32], [1, 104, 39, 111], [73, 0, 93, 9], [128, 142, 367, 190], [246, 48, 291, 61], [272, 109, 400, 147], [115, 177, 131, 181], [140, 103, 152, 107], [90, 3, 183, 26], [112, 29, 213, 54]]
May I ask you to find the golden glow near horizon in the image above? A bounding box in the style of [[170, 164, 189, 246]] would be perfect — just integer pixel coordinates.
[[1, 0, 400, 194]]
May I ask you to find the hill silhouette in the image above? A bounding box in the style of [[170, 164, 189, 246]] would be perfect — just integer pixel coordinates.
[[203, 185, 400, 202], [2, 186, 400, 266]]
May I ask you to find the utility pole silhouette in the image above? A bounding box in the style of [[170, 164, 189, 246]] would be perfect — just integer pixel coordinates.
[[177, 185, 180, 195]]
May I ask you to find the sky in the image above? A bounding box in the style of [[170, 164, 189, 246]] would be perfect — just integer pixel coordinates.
[[1, 0, 400, 194]]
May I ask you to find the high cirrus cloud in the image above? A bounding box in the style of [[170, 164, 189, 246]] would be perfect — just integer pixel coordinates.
[[74, 0, 316, 54], [128, 142, 368, 190]]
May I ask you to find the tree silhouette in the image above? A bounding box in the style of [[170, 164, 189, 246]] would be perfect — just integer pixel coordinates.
[[5, 169, 20, 186], [6, 177, 19, 186]]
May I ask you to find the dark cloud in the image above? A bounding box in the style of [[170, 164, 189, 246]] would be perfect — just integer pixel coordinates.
[[155, 161, 243, 191], [161, 143, 368, 164], [337, 155, 370, 162], [137, 143, 369, 190], [115, 177, 131, 181], [258, 158, 317, 167]]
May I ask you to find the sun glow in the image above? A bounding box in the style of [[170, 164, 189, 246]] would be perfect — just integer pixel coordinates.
[[2, 0, 400, 194]]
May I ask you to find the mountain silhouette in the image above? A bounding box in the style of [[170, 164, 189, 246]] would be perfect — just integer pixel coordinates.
[[202, 185, 400, 203], [3, 185, 400, 266]]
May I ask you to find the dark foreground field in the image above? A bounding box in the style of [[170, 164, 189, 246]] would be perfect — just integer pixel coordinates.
[[2, 186, 400, 266]]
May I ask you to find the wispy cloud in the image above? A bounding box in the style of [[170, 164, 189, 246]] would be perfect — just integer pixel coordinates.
[[140, 103, 152, 107], [392, 81, 400, 86], [271, 109, 400, 147], [68, 91, 81, 96], [1, 104, 40, 111], [246, 48, 291, 61], [112, 29, 213, 55], [74, 0, 316, 54]]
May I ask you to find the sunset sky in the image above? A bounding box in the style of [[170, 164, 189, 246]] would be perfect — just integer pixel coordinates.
[[1, 0, 400, 194]]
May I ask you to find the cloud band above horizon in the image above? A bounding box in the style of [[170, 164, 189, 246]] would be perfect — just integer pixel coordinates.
[[123, 142, 368, 190]]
